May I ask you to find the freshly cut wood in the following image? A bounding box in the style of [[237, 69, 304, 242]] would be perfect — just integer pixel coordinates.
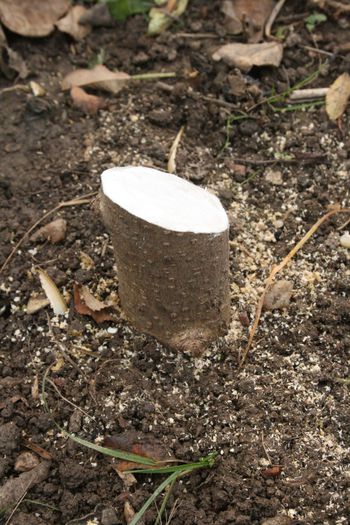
[[100, 166, 230, 354]]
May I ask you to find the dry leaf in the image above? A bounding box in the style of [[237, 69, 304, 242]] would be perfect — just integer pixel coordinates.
[[212, 42, 283, 72], [51, 356, 65, 372], [326, 72, 350, 121], [222, 0, 274, 42], [263, 280, 293, 311], [261, 465, 283, 478], [70, 86, 107, 114], [0, 0, 70, 37], [30, 81, 46, 96], [31, 218, 67, 244], [0, 25, 28, 79], [73, 283, 117, 323], [113, 467, 137, 489], [37, 268, 68, 315], [24, 441, 53, 460], [56, 5, 91, 41], [124, 501, 136, 524], [61, 64, 130, 94], [104, 431, 175, 471], [26, 295, 49, 314]]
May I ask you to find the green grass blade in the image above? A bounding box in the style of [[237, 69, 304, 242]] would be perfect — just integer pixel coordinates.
[[128, 471, 183, 525]]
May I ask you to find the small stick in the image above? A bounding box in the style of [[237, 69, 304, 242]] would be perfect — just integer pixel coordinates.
[[265, 0, 287, 39], [300, 45, 336, 58], [0, 191, 96, 274], [238, 207, 350, 369], [261, 431, 272, 464], [168, 126, 184, 173], [288, 88, 328, 101], [4, 481, 31, 525], [175, 32, 219, 39], [47, 378, 94, 421], [0, 84, 30, 96]]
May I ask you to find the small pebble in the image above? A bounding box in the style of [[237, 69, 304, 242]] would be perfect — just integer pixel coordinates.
[[263, 280, 293, 311], [340, 231, 350, 248]]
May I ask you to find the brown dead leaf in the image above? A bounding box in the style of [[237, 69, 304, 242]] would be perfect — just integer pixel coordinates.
[[70, 86, 107, 114], [112, 466, 137, 489], [326, 72, 350, 121], [261, 465, 283, 478], [0, 24, 28, 79], [31, 218, 67, 244], [73, 283, 117, 323], [124, 501, 136, 524], [56, 5, 91, 41], [222, 0, 274, 42], [61, 64, 130, 94], [212, 42, 283, 72], [32, 374, 39, 400], [24, 441, 53, 460], [26, 295, 49, 314], [0, 0, 70, 37], [263, 280, 293, 311], [104, 431, 175, 471]]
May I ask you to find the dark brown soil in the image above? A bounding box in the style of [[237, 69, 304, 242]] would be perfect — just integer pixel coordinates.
[[0, 1, 349, 524]]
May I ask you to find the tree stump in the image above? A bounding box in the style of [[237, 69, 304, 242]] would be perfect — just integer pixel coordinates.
[[100, 166, 230, 354]]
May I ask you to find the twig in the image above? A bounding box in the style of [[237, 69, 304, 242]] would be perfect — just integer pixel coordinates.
[[238, 207, 350, 370], [265, 0, 287, 39], [337, 217, 350, 230], [175, 32, 219, 39], [156, 82, 239, 110], [168, 126, 184, 173], [0, 84, 30, 96], [261, 431, 272, 464], [47, 378, 94, 421], [0, 191, 96, 274], [288, 87, 328, 101], [300, 45, 336, 58]]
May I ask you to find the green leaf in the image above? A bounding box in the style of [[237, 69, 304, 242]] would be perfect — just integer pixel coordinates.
[[305, 12, 327, 32], [105, 0, 152, 21]]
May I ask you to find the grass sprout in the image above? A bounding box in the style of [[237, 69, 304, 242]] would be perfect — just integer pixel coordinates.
[[41, 367, 217, 524]]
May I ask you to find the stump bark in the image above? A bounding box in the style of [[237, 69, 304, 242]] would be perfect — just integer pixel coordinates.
[[100, 166, 230, 354]]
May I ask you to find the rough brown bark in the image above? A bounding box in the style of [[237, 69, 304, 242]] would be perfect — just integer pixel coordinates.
[[100, 192, 230, 354]]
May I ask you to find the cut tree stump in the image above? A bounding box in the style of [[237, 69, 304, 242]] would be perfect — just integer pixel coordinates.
[[100, 166, 230, 354]]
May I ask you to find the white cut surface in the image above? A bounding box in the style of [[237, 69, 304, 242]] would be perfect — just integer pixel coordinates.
[[101, 166, 229, 233]]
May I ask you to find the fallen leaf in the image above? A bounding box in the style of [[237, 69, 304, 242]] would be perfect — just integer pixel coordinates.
[[73, 283, 117, 323], [15, 452, 40, 472], [112, 466, 137, 489], [148, 0, 189, 36], [104, 431, 175, 471], [80, 251, 95, 270], [0, 24, 28, 79], [124, 501, 136, 524], [24, 441, 53, 460], [51, 356, 65, 373], [221, 0, 274, 43], [56, 5, 92, 41], [26, 295, 49, 314], [263, 280, 293, 311], [212, 42, 283, 72], [79, 3, 114, 27], [61, 64, 130, 94], [70, 86, 107, 114], [30, 80, 46, 96], [261, 465, 283, 478], [0, 461, 51, 510], [0, 0, 70, 37], [326, 72, 350, 121], [31, 218, 67, 244], [37, 268, 68, 315]]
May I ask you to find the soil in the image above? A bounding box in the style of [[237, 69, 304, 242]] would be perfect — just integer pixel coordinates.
[[0, 1, 349, 524]]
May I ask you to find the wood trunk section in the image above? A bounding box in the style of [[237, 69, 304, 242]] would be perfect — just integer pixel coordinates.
[[100, 193, 230, 354]]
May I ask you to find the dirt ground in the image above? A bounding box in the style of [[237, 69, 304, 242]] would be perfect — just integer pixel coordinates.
[[0, 1, 349, 524]]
